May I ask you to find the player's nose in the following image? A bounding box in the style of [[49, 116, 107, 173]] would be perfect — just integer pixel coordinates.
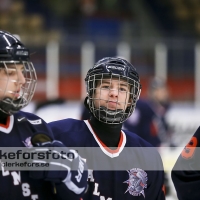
[[109, 88, 118, 97]]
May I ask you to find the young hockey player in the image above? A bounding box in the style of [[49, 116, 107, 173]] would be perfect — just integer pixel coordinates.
[[50, 57, 166, 199], [0, 30, 87, 199]]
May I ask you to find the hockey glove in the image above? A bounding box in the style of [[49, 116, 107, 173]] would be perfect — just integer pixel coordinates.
[[29, 139, 88, 196]]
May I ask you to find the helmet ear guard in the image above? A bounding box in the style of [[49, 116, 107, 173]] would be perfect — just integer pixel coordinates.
[[85, 57, 141, 124]]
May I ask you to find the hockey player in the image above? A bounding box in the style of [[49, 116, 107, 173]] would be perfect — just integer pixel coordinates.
[[49, 57, 166, 199], [171, 126, 200, 199], [0, 30, 88, 199]]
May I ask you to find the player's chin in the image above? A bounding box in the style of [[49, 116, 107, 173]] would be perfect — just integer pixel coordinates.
[[10, 95, 19, 100], [2, 94, 13, 100], [6, 94, 19, 101]]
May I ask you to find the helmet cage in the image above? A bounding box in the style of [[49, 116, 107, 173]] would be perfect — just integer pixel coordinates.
[[0, 60, 37, 115], [86, 73, 141, 124]]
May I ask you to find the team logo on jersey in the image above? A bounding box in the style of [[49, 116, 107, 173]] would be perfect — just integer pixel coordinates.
[[23, 137, 33, 147], [124, 168, 147, 198]]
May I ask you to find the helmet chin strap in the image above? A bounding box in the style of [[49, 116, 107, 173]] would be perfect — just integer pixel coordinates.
[[0, 97, 25, 115]]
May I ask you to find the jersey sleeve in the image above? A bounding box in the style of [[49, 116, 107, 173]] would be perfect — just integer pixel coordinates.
[[171, 126, 200, 200]]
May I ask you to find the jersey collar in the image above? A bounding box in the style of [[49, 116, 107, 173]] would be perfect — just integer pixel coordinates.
[[84, 120, 126, 158], [0, 115, 14, 134]]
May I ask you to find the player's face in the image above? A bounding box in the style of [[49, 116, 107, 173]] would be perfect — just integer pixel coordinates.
[[153, 86, 169, 104], [0, 64, 25, 100], [93, 78, 131, 111]]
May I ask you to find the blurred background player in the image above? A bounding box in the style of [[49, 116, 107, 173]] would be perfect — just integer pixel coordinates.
[[0, 30, 88, 199], [49, 57, 166, 200], [123, 76, 173, 148]]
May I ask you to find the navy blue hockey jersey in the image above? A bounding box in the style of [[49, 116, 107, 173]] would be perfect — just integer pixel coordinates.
[[172, 126, 200, 200], [49, 118, 166, 200], [0, 111, 56, 200]]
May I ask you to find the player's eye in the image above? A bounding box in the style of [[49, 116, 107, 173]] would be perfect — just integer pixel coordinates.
[[6, 69, 16, 76], [119, 86, 128, 92], [119, 87, 125, 91], [101, 84, 110, 89]]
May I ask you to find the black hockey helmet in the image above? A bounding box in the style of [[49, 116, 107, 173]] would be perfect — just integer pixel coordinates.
[[85, 57, 141, 124], [0, 31, 30, 61], [0, 30, 37, 116]]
